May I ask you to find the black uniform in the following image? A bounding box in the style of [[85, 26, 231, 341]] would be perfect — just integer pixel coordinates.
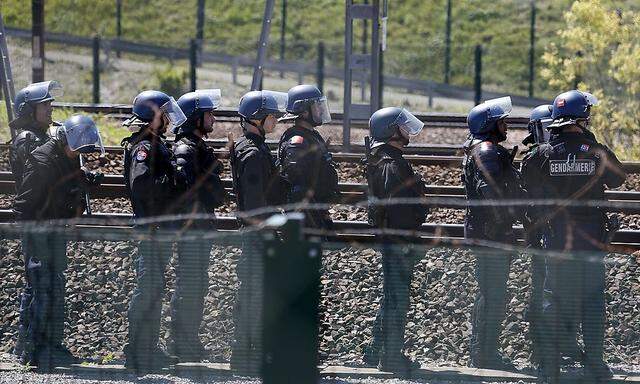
[[521, 131, 626, 377], [520, 143, 550, 363], [9, 124, 50, 357], [170, 132, 225, 358], [14, 138, 87, 367], [364, 144, 428, 368], [277, 125, 339, 230], [9, 127, 50, 187], [462, 139, 523, 368], [121, 131, 177, 364], [230, 132, 286, 374]]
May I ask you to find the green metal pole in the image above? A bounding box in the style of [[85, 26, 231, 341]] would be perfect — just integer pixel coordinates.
[[474, 45, 482, 105], [528, 0, 536, 98], [444, 0, 452, 84]]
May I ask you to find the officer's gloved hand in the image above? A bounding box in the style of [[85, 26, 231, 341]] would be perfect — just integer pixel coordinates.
[[413, 174, 427, 195], [82, 168, 104, 186]]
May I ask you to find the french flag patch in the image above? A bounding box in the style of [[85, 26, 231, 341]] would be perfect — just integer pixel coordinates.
[[580, 144, 590, 152]]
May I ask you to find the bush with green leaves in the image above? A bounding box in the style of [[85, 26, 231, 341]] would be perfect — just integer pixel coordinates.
[[541, 0, 640, 159], [154, 66, 187, 99]]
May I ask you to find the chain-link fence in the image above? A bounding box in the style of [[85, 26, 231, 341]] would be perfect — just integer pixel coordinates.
[[0, 199, 638, 381]]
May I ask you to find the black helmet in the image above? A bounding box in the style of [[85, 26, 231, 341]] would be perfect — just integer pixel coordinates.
[[369, 107, 424, 148], [286, 84, 331, 126], [13, 80, 62, 121]]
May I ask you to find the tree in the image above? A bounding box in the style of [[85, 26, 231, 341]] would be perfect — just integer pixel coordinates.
[[541, 0, 640, 159]]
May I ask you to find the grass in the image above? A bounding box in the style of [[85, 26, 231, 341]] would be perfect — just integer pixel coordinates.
[[2, 0, 639, 98], [0, 104, 129, 146]]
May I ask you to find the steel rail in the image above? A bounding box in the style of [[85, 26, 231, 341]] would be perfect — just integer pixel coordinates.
[[2, 144, 640, 171], [1, 211, 639, 250], [2, 172, 640, 214], [50, 102, 531, 129]]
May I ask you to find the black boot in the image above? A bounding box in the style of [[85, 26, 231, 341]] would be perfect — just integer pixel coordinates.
[[583, 359, 613, 382], [30, 344, 79, 372], [473, 352, 516, 371], [362, 343, 380, 367], [125, 345, 178, 375], [378, 352, 420, 376], [169, 339, 210, 362]]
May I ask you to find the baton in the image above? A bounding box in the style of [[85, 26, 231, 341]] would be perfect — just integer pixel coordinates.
[[79, 155, 92, 216]]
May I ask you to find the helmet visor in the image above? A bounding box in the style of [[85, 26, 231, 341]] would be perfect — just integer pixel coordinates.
[[582, 91, 599, 106], [485, 96, 513, 119], [540, 117, 553, 131], [26, 80, 64, 103], [395, 108, 424, 137], [310, 97, 331, 124], [263, 91, 288, 113], [161, 97, 187, 129], [533, 120, 552, 143], [196, 88, 222, 109], [64, 118, 105, 154]]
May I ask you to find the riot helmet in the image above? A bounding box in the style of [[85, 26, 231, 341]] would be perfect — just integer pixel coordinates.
[[238, 90, 287, 135], [285, 84, 331, 127], [174, 89, 221, 135], [123, 90, 186, 134], [369, 107, 424, 148], [523, 104, 553, 145], [548, 90, 598, 129], [12, 81, 63, 126], [467, 96, 512, 141], [60, 114, 105, 154]]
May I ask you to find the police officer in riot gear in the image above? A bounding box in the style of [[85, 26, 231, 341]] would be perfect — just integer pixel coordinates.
[[10, 81, 62, 359], [362, 107, 428, 375], [230, 90, 288, 375], [277, 84, 339, 230], [14, 115, 104, 370], [169, 89, 226, 362], [522, 90, 626, 382], [463, 97, 523, 370], [121, 90, 186, 373], [521, 104, 553, 366], [9, 81, 62, 187]]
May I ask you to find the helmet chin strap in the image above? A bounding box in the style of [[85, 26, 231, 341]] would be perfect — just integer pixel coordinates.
[[301, 107, 320, 127], [197, 114, 210, 138], [242, 117, 266, 137]]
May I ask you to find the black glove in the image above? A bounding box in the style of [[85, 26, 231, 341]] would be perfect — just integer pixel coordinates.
[[83, 169, 104, 186]]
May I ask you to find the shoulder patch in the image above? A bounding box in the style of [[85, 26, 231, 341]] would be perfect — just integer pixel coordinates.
[[289, 135, 304, 144], [136, 149, 148, 161], [580, 144, 590, 152]]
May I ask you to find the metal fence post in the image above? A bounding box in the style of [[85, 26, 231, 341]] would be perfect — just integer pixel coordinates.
[[316, 41, 325, 93], [379, 44, 384, 108], [474, 44, 482, 106], [116, 0, 122, 58], [92, 36, 100, 104], [232, 58, 238, 85], [196, 0, 205, 67], [190, 38, 197, 91], [262, 214, 320, 384], [279, 0, 286, 78], [32, 0, 45, 82], [528, 0, 536, 98], [444, 0, 452, 84], [297, 64, 304, 84], [251, 0, 275, 91]]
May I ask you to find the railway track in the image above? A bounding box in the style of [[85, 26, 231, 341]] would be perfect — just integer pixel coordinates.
[[1, 171, 640, 213], [2, 211, 639, 250], [50, 102, 532, 130], [3, 143, 640, 171]]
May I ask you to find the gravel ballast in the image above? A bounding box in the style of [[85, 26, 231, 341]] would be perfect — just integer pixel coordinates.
[[0, 143, 638, 374]]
